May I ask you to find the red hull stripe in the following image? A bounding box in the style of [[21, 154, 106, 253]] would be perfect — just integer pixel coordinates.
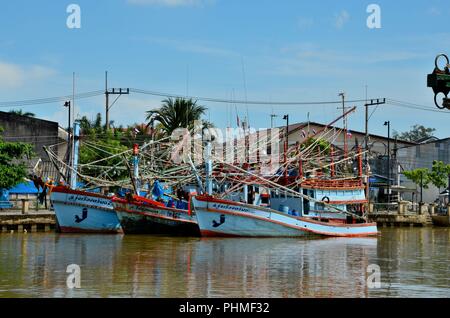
[[200, 230, 241, 237], [203, 208, 378, 237], [328, 199, 367, 204], [52, 186, 110, 200], [115, 205, 197, 225], [113, 197, 190, 214]]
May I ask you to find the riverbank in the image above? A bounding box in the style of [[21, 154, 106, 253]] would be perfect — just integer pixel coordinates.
[[0, 210, 56, 232]]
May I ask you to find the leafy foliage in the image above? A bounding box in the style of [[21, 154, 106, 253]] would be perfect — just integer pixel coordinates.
[[77, 115, 129, 180], [300, 137, 331, 155], [146, 98, 207, 136], [403, 168, 431, 189], [403, 161, 450, 191], [8, 109, 35, 118], [0, 127, 34, 189], [393, 125, 436, 142], [428, 160, 450, 189]]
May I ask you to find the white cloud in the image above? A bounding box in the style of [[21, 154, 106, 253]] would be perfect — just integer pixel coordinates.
[[0, 61, 56, 88], [335, 10, 350, 29], [0, 62, 23, 88], [127, 0, 214, 7]]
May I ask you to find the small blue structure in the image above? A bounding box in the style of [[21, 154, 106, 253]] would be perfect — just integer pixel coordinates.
[[0, 189, 13, 209]]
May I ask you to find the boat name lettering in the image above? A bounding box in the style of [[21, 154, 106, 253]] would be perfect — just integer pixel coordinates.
[[212, 203, 252, 213], [68, 195, 112, 207]]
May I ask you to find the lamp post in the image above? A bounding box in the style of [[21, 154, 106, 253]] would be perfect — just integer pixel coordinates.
[[384, 121, 390, 208], [64, 101, 71, 182], [283, 114, 289, 146]]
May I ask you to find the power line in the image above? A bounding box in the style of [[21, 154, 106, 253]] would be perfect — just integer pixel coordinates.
[[0, 90, 103, 107], [385, 98, 450, 113], [0, 87, 448, 114], [130, 88, 369, 106]]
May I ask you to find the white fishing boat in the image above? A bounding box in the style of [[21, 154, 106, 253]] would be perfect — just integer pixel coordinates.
[[191, 138, 378, 238], [50, 122, 122, 233], [192, 194, 377, 237]]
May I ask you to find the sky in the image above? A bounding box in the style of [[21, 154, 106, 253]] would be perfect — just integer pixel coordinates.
[[1, 0, 450, 138]]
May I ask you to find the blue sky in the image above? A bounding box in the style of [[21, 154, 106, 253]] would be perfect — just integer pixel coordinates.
[[1, 0, 450, 137]]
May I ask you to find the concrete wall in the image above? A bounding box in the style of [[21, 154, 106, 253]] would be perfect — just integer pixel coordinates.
[[397, 139, 450, 203], [0, 111, 66, 178]]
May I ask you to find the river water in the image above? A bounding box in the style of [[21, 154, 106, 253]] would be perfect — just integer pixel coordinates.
[[0, 227, 448, 298]]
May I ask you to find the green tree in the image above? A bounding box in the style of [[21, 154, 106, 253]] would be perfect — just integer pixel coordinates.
[[300, 137, 331, 155], [9, 109, 35, 118], [0, 127, 34, 189], [428, 160, 450, 190], [77, 116, 129, 180], [78, 113, 104, 136], [403, 168, 431, 189], [393, 125, 436, 142], [146, 98, 207, 136]]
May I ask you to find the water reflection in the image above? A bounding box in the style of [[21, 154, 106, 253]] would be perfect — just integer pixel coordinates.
[[0, 228, 448, 298]]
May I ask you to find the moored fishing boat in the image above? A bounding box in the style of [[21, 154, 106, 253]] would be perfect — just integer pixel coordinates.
[[51, 186, 121, 233], [192, 194, 377, 237], [49, 122, 122, 234], [192, 138, 377, 238], [112, 195, 199, 235]]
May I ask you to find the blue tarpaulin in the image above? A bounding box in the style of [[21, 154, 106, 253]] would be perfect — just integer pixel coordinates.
[[8, 181, 39, 194], [152, 180, 164, 199]]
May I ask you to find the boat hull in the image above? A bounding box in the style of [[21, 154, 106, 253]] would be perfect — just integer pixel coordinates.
[[113, 199, 200, 236], [192, 196, 378, 238], [431, 214, 450, 227], [50, 187, 122, 234]]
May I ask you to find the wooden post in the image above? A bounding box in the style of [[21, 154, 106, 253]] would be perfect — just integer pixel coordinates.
[[31, 224, 37, 233]]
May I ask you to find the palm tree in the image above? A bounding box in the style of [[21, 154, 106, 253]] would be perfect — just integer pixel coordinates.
[[146, 98, 207, 136], [9, 109, 35, 117]]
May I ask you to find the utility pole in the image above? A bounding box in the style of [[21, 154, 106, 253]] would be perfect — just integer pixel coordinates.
[[270, 113, 278, 129], [364, 98, 386, 216], [105, 71, 130, 130], [384, 120, 391, 208]]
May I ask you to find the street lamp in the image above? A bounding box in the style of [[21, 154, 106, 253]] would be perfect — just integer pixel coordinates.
[[384, 121, 390, 207], [64, 101, 72, 182], [283, 114, 289, 146]]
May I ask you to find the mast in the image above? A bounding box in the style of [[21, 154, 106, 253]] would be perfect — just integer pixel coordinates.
[[70, 121, 80, 190], [133, 144, 140, 194], [204, 140, 213, 195]]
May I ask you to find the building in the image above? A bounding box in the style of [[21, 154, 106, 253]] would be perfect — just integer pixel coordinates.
[[0, 111, 68, 179], [397, 137, 450, 203]]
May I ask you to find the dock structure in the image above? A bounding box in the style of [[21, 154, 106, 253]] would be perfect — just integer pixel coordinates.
[[368, 212, 433, 227], [0, 210, 56, 233]]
